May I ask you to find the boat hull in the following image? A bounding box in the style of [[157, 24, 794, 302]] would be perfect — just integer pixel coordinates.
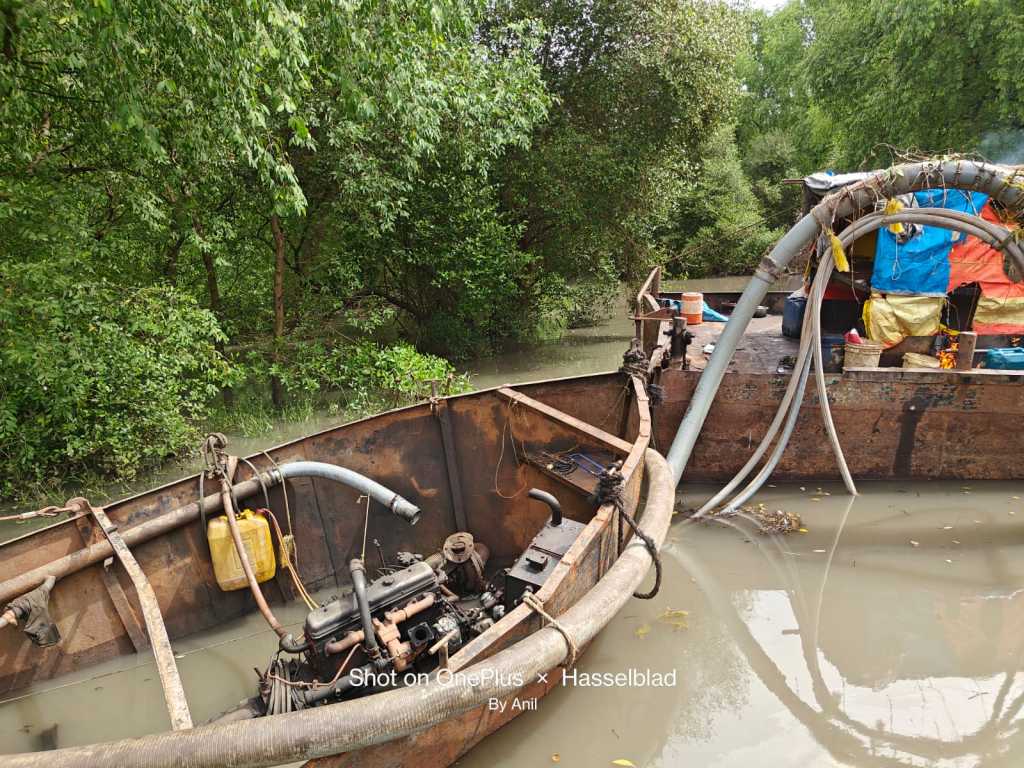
[[0, 373, 663, 768]]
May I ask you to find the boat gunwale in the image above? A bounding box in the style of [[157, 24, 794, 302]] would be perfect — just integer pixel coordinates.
[[0, 370, 629, 551]]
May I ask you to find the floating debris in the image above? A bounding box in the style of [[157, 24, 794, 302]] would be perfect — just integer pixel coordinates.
[[634, 624, 650, 640], [658, 607, 689, 631], [910, 540, 920, 547], [704, 505, 803, 535]]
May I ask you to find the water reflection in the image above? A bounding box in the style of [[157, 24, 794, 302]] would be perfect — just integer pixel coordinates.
[[457, 481, 1024, 767], [674, 484, 1024, 768]]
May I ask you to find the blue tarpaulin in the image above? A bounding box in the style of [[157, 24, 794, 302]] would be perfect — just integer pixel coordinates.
[[871, 189, 988, 296]]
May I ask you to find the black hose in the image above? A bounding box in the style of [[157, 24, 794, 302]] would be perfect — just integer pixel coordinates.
[[527, 488, 562, 526], [301, 664, 370, 706], [349, 559, 381, 664]]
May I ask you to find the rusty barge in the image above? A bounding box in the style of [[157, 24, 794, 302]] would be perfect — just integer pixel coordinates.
[[0, 376, 673, 768]]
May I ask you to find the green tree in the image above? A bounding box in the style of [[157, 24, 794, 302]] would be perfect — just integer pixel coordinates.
[[660, 126, 781, 277], [490, 0, 746, 285]]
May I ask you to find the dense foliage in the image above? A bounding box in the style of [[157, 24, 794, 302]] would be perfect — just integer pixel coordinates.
[[0, 0, 749, 494], [736, 0, 1024, 228], [0, 260, 232, 496]]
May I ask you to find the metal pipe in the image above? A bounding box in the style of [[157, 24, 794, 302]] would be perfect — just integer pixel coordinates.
[[5, 449, 674, 768], [526, 488, 563, 526], [349, 559, 381, 663], [664, 160, 1024, 487], [276, 461, 420, 525], [219, 479, 287, 639], [0, 476, 268, 606], [0, 460, 416, 607]]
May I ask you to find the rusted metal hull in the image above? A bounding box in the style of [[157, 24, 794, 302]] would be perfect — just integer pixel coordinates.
[[0, 375, 654, 766], [634, 266, 1024, 483], [655, 367, 1024, 481]]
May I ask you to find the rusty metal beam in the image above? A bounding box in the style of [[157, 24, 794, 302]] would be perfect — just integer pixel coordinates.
[[431, 384, 469, 533], [74, 499, 193, 731], [0, 475, 267, 606], [100, 558, 151, 653], [72, 515, 150, 653], [497, 387, 633, 455]]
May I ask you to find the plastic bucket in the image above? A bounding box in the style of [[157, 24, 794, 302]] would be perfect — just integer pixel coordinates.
[[682, 292, 703, 325], [820, 334, 845, 372], [843, 341, 883, 370]]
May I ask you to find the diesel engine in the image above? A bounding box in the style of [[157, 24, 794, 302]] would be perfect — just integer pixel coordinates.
[[255, 488, 583, 715], [257, 532, 504, 714]]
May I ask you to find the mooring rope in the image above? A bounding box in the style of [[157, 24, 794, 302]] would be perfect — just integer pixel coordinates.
[[595, 463, 662, 600]]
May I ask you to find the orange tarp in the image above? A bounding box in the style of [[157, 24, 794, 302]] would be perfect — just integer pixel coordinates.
[[948, 203, 1024, 334]]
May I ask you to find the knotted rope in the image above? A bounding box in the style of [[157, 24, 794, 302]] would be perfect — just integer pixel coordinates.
[[521, 592, 578, 668], [620, 338, 650, 380], [595, 463, 662, 600]]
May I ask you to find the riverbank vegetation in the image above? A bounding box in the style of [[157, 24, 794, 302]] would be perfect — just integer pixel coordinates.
[[2, 0, 1022, 496]]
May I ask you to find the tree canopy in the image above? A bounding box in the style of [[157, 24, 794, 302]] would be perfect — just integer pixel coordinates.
[[0, 0, 745, 495]]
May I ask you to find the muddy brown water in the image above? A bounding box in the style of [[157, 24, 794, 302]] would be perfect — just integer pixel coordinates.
[[5, 282, 1024, 766]]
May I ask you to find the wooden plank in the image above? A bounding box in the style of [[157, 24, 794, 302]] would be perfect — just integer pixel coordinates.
[[496, 387, 633, 455], [74, 499, 193, 731]]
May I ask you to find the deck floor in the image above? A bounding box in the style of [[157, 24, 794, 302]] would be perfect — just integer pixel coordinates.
[[686, 315, 799, 374]]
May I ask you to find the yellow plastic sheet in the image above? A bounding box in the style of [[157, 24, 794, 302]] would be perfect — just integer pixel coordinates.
[[973, 296, 1024, 334], [863, 292, 944, 347]]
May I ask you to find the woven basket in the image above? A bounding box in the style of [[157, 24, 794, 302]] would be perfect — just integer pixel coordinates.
[[843, 341, 883, 370]]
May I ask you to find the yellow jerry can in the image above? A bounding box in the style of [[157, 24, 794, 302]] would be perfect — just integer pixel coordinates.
[[207, 509, 277, 591]]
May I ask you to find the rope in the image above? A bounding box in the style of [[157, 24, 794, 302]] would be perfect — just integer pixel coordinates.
[[359, 494, 370, 562], [595, 464, 662, 600], [0, 505, 73, 523], [521, 592, 578, 668], [620, 338, 649, 380]]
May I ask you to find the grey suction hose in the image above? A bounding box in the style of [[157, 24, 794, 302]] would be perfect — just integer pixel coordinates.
[[270, 460, 420, 653], [4, 449, 674, 768], [699, 205, 1020, 513], [695, 245, 826, 517], [664, 160, 1024, 488], [274, 461, 421, 525]]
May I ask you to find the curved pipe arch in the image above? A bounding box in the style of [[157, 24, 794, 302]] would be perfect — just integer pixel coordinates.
[[666, 160, 1024, 486]]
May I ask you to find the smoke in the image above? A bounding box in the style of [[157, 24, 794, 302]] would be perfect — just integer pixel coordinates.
[[979, 128, 1024, 165]]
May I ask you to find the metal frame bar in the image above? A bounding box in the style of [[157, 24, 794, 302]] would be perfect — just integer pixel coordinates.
[[72, 499, 193, 731]]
